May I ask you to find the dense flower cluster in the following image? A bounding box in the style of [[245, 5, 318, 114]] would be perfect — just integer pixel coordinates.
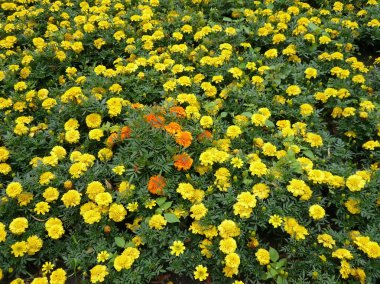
[[1, 0, 380, 283]]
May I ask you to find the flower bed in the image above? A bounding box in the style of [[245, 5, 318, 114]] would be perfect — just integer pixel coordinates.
[[0, 0, 380, 283]]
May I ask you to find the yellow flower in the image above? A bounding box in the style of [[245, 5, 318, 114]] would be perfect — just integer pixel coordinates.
[[346, 175, 366, 192], [226, 125, 242, 139], [219, 238, 237, 254], [9, 217, 28, 235], [86, 113, 102, 128], [304, 67, 318, 79], [269, 215, 283, 228], [286, 85, 301, 96], [264, 48, 278, 58], [34, 201, 50, 215], [11, 241, 28, 257], [90, 265, 109, 283], [170, 240, 185, 256], [317, 234, 336, 249], [309, 204, 325, 220], [332, 248, 353, 260], [190, 203, 208, 220], [194, 265, 208, 281], [109, 203, 127, 222], [97, 251, 110, 263], [255, 248, 270, 265], [61, 190, 81, 207], [148, 214, 167, 230], [6, 182, 23, 198], [26, 235, 43, 255]]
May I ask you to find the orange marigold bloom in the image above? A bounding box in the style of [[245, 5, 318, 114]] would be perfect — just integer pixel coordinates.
[[197, 130, 213, 142], [147, 175, 166, 195], [144, 113, 165, 128], [173, 153, 193, 171], [170, 106, 186, 118], [164, 122, 182, 135], [106, 133, 119, 148], [175, 131, 193, 148], [120, 126, 132, 140]]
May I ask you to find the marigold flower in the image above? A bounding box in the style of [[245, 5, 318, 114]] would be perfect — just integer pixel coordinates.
[[147, 175, 166, 195]]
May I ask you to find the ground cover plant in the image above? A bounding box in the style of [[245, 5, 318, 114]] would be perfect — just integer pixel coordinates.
[[0, 0, 380, 283]]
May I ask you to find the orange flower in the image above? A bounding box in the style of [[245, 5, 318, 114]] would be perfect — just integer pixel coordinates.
[[131, 103, 144, 109], [144, 113, 165, 128], [175, 131, 193, 148], [106, 132, 119, 148], [147, 175, 166, 195], [173, 153, 193, 171], [197, 130, 213, 142], [120, 126, 132, 140], [164, 122, 182, 135], [170, 106, 186, 118]]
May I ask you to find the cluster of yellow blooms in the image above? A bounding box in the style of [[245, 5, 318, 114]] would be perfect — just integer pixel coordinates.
[[1, 0, 380, 282]]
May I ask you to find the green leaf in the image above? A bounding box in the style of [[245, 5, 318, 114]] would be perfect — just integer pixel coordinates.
[[269, 247, 280, 262], [223, 17, 232, 22], [220, 112, 228, 118], [303, 150, 315, 159], [115, 237, 125, 248], [164, 213, 180, 223], [156, 197, 167, 206], [277, 276, 286, 284], [125, 242, 135, 248], [241, 112, 252, 118], [308, 23, 320, 32], [269, 268, 278, 277], [265, 120, 275, 128], [277, 258, 287, 268], [160, 201, 172, 210]]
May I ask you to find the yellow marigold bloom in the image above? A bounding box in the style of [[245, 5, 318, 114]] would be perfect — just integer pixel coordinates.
[[226, 125, 242, 139], [304, 132, 323, 147], [286, 85, 301, 96], [194, 265, 208, 281], [309, 204, 325, 220], [345, 198, 360, 214], [300, 104, 314, 116], [50, 268, 67, 284], [61, 190, 81, 207], [304, 67, 318, 79], [97, 251, 110, 263], [90, 265, 109, 283], [190, 203, 208, 220], [95, 192, 112, 206], [255, 248, 270, 265], [26, 235, 43, 255], [262, 142, 277, 156], [45, 218, 65, 239], [317, 234, 336, 249], [225, 252, 240, 268], [6, 182, 23, 198], [362, 140, 380, 150], [249, 160, 268, 177], [346, 175, 366, 192], [9, 217, 28, 235], [219, 238, 237, 254], [148, 214, 167, 230], [11, 241, 28, 257], [332, 248, 353, 260], [269, 215, 283, 228], [287, 179, 312, 200], [264, 48, 278, 58], [109, 203, 127, 222], [34, 201, 50, 215], [218, 220, 240, 238], [170, 240, 185, 256], [86, 113, 102, 128], [252, 183, 270, 199]]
